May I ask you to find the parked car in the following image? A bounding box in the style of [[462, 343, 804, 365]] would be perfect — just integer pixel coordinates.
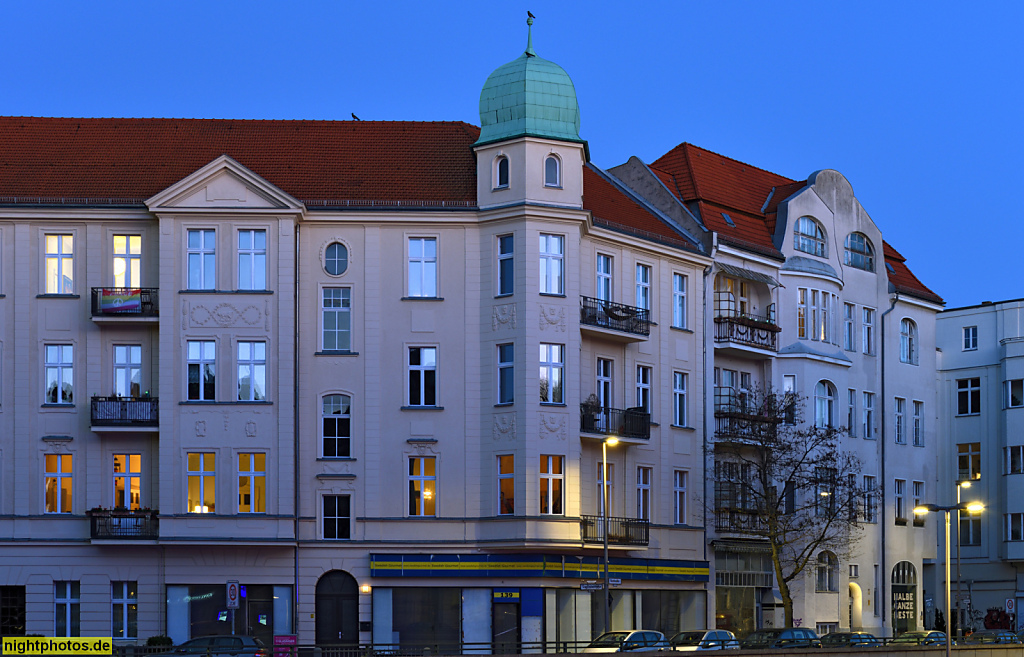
[[669, 630, 740, 651], [739, 628, 821, 649], [960, 629, 1021, 644], [820, 632, 880, 647], [583, 630, 670, 653], [171, 635, 269, 657], [890, 630, 947, 646]]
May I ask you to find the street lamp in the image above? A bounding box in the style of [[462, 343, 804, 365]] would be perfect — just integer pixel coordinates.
[[914, 501, 984, 657], [954, 479, 974, 639], [602, 436, 619, 635]]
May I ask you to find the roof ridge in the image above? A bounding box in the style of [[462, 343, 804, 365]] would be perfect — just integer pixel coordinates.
[[682, 142, 796, 184], [0, 115, 483, 129]]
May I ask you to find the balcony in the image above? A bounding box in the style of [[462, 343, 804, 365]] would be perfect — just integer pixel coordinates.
[[714, 509, 766, 534], [713, 294, 778, 356], [580, 404, 650, 441], [580, 296, 650, 342], [713, 388, 780, 443], [88, 508, 159, 540], [580, 515, 650, 546], [91, 396, 159, 429], [91, 287, 159, 321]]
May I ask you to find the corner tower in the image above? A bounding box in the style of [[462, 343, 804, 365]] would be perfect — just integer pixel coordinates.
[[475, 15, 587, 210]]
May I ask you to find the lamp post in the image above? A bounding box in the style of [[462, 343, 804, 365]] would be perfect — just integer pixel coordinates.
[[954, 479, 973, 639], [602, 436, 618, 635]]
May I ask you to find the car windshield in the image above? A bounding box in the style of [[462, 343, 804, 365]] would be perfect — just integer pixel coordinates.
[[893, 632, 929, 642], [671, 633, 707, 646], [743, 631, 779, 643], [590, 632, 630, 647]]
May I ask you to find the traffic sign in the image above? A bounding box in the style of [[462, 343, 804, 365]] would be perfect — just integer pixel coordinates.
[[581, 583, 603, 591], [1006, 598, 1015, 613], [609, 578, 622, 585], [226, 580, 240, 609]]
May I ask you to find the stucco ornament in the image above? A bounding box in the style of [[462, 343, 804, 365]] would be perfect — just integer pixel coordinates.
[[189, 303, 262, 327], [539, 412, 566, 440], [493, 413, 517, 440], [538, 304, 566, 332], [491, 304, 517, 330], [245, 420, 257, 437], [195, 420, 207, 437]]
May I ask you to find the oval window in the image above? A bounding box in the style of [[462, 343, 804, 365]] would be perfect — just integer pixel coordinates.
[[325, 242, 348, 275]]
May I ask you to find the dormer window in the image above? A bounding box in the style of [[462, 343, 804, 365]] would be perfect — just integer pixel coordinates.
[[495, 155, 509, 189], [844, 232, 875, 271], [544, 155, 561, 188], [794, 216, 826, 258]]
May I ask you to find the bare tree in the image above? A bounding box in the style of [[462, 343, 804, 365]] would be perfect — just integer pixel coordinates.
[[709, 388, 875, 626]]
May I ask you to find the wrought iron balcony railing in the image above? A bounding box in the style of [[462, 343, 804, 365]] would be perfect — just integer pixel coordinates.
[[713, 294, 778, 351], [580, 515, 650, 546], [91, 396, 159, 427], [91, 287, 159, 318], [88, 508, 159, 539], [580, 404, 650, 440], [580, 296, 651, 337], [714, 509, 767, 534]]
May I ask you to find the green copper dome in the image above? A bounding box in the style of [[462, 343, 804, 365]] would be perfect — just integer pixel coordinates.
[[475, 18, 582, 147]]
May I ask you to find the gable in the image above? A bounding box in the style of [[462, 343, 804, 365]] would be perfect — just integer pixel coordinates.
[[146, 154, 303, 213]]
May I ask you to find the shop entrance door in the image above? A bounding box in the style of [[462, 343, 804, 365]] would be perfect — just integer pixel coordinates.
[[315, 571, 359, 646], [493, 603, 520, 653]]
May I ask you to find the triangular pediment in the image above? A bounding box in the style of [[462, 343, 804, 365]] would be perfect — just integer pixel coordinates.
[[146, 155, 304, 213]]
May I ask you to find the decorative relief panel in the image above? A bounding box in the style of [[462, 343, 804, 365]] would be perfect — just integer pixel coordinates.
[[245, 420, 257, 437], [492, 304, 517, 330], [539, 304, 566, 332], [195, 421, 207, 438], [189, 303, 262, 328], [539, 412, 567, 441], [493, 414, 517, 441]]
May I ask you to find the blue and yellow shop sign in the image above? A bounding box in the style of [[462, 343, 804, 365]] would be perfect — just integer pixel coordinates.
[[370, 554, 709, 582]]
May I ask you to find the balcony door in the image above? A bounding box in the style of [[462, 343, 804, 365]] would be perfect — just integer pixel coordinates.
[[114, 345, 142, 398]]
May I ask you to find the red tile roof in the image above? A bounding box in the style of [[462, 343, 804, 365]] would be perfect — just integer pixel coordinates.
[[883, 241, 944, 305]]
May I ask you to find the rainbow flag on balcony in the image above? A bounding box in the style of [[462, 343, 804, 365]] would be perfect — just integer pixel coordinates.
[[100, 288, 141, 312]]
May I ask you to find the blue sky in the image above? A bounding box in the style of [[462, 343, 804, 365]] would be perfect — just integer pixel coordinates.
[[3, 1, 1021, 309]]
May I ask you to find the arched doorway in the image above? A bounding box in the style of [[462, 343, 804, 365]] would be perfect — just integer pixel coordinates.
[[891, 561, 918, 635], [848, 582, 863, 630], [315, 570, 359, 646]]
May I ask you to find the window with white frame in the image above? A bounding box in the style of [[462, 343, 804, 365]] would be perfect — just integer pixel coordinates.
[[849, 564, 860, 578], [636, 466, 652, 521], [45, 454, 72, 514], [797, 289, 807, 338], [960, 514, 981, 546], [815, 467, 836, 518], [957, 378, 981, 415], [847, 389, 856, 437], [1006, 446, 1024, 475], [112, 235, 141, 288], [324, 242, 348, 276], [186, 229, 216, 290], [636, 365, 651, 413], [963, 325, 978, 351], [794, 216, 826, 257], [54, 581, 80, 637], [539, 455, 564, 515], [596, 254, 612, 301], [799, 288, 835, 342], [913, 401, 924, 446], [114, 344, 142, 398], [498, 455, 514, 515], [111, 581, 137, 639], [1006, 379, 1023, 408], [863, 392, 875, 439], [674, 470, 687, 525], [187, 452, 215, 513], [958, 442, 981, 481], [498, 235, 514, 296], [783, 374, 796, 424], [900, 319, 918, 365], [322, 394, 351, 458], [716, 275, 748, 317], [1007, 513, 1024, 542], [408, 456, 436, 516], [495, 155, 509, 188], [113, 454, 141, 509], [187, 341, 216, 401], [844, 232, 875, 271], [673, 372, 687, 426], [323, 494, 351, 539], [843, 303, 855, 351], [238, 229, 266, 290], [597, 461, 614, 516], [45, 234, 74, 294], [862, 476, 877, 523], [672, 273, 687, 328], [912, 481, 925, 525], [815, 551, 839, 592], [544, 154, 561, 187], [237, 341, 266, 401], [597, 358, 613, 409], [539, 343, 564, 404], [238, 452, 266, 513], [44, 344, 74, 404], [408, 237, 437, 297], [408, 347, 437, 406], [862, 307, 875, 355], [814, 380, 836, 428], [539, 234, 564, 295], [497, 343, 514, 404], [322, 287, 352, 352], [635, 264, 651, 310], [894, 479, 906, 521], [894, 397, 906, 444]]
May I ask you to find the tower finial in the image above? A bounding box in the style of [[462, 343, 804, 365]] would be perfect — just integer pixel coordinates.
[[525, 12, 536, 57]]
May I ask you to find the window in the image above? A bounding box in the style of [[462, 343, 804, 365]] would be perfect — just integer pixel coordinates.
[[237, 229, 266, 290], [54, 581, 80, 637], [797, 289, 807, 339], [900, 319, 918, 365], [894, 398, 906, 444], [238, 453, 266, 513], [716, 276, 748, 317], [498, 455, 514, 515], [324, 242, 349, 276], [539, 343, 564, 404], [44, 454, 72, 513], [1006, 379, 1023, 408], [794, 216, 826, 257], [408, 456, 436, 516], [113, 345, 142, 398], [799, 289, 835, 342], [408, 347, 437, 406], [322, 288, 352, 352], [113, 454, 141, 509], [673, 372, 688, 426], [408, 237, 437, 297], [635, 264, 651, 310], [322, 394, 351, 458], [495, 155, 509, 188], [496, 343, 514, 404], [862, 476, 877, 523], [844, 232, 875, 271], [815, 552, 839, 592], [843, 303, 855, 351], [112, 235, 141, 287], [636, 365, 651, 413], [1, 586, 27, 636], [912, 481, 925, 525], [323, 494, 351, 539], [45, 344, 74, 404], [636, 466, 652, 520], [1007, 514, 1024, 542], [963, 325, 978, 351], [596, 254, 612, 301], [544, 154, 560, 187], [674, 470, 687, 525], [862, 307, 875, 355], [849, 564, 860, 578], [237, 341, 266, 401], [45, 234, 74, 294], [815, 467, 836, 517], [814, 381, 836, 428], [539, 455, 564, 515], [957, 378, 981, 415], [960, 514, 981, 546], [913, 401, 924, 446], [186, 229, 215, 290], [187, 341, 216, 401], [539, 234, 564, 295], [111, 581, 137, 639], [672, 273, 687, 328], [958, 442, 981, 481], [498, 235, 514, 295], [597, 462, 614, 516], [863, 392, 875, 439], [1006, 446, 1024, 475], [894, 479, 906, 522], [187, 452, 215, 513], [783, 375, 796, 424]]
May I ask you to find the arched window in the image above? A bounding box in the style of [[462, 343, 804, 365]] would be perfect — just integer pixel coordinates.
[[794, 216, 826, 257], [495, 155, 509, 189], [816, 551, 839, 592], [325, 242, 349, 276], [900, 319, 918, 365], [544, 154, 561, 187], [844, 232, 875, 271], [815, 380, 836, 428], [322, 394, 351, 458]]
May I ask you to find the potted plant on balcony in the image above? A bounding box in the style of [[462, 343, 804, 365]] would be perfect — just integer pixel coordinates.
[[582, 394, 602, 432]]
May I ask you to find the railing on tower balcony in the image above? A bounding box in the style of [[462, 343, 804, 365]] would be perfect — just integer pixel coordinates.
[[579, 296, 651, 337], [87, 508, 159, 540], [579, 515, 650, 546], [579, 404, 651, 440], [713, 388, 781, 441], [713, 293, 779, 351], [714, 509, 767, 534], [91, 396, 159, 427], [90, 287, 159, 318]]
